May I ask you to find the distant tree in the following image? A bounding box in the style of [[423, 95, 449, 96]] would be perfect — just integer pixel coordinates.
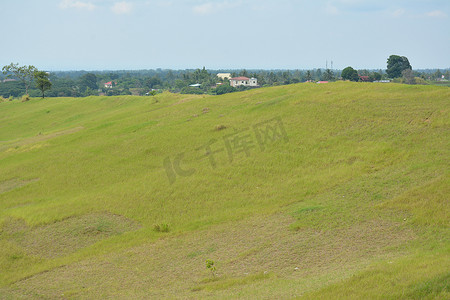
[[445, 70, 450, 80], [240, 69, 249, 77], [121, 87, 132, 95], [323, 69, 334, 81], [2, 63, 37, 95], [145, 76, 162, 89], [434, 69, 442, 80], [83, 87, 97, 97], [316, 69, 322, 80], [191, 67, 210, 83], [174, 79, 187, 90], [386, 55, 411, 78], [305, 70, 312, 81], [257, 74, 266, 85], [359, 70, 366, 76], [402, 69, 416, 84], [214, 84, 236, 95], [341, 66, 359, 81], [34, 71, 52, 98], [282, 71, 290, 84], [180, 86, 204, 94], [0, 80, 25, 98], [109, 72, 119, 80], [267, 72, 277, 84], [79, 73, 98, 91], [369, 72, 382, 82]]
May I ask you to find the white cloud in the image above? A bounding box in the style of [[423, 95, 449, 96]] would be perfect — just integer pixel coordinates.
[[391, 8, 405, 17], [426, 10, 447, 18], [156, 1, 174, 8], [325, 3, 339, 15], [59, 0, 95, 11], [193, 2, 214, 15], [111, 2, 133, 15], [338, 0, 362, 4], [192, 1, 241, 15]]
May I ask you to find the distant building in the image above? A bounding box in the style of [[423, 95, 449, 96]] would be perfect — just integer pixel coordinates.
[[189, 83, 201, 87], [316, 81, 329, 84], [229, 76, 258, 87], [217, 73, 232, 80], [359, 75, 370, 82], [104, 81, 116, 88], [3, 78, 17, 83]]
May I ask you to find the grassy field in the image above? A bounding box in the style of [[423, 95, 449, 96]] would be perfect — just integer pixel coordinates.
[[0, 82, 448, 298]]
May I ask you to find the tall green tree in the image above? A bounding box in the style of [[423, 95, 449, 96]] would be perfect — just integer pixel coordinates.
[[386, 55, 411, 78], [323, 69, 334, 81], [341, 66, 359, 81], [2, 63, 37, 95], [316, 69, 322, 80], [239, 69, 249, 77], [34, 71, 52, 98], [145, 76, 162, 89], [434, 69, 442, 80], [79, 73, 98, 91], [267, 72, 277, 84], [305, 70, 312, 81], [368, 72, 382, 82]]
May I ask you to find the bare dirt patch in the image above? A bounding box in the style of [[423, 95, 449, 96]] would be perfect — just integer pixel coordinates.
[[3, 212, 140, 258], [7, 213, 415, 298], [0, 179, 39, 195]]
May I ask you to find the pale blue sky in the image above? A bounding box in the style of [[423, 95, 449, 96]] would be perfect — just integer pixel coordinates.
[[1, 0, 449, 70]]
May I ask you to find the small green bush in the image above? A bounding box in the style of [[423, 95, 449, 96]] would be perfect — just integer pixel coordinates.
[[180, 87, 204, 95], [206, 259, 216, 277], [414, 77, 428, 85], [214, 84, 236, 95], [153, 223, 170, 232], [21, 95, 30, 102]]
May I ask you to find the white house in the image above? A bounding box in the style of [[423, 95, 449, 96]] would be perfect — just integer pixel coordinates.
[[229, 76, 258, 87], [217, 73, 232, 80]]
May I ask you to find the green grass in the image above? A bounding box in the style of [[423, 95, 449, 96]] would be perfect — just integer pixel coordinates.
[[0, 82, 448, 298]]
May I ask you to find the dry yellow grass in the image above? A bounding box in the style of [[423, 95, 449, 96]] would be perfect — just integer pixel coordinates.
[[3, 213, 416, 298]]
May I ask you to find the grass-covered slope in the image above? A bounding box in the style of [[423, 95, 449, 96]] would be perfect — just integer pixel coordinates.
[[0, 82, 448, 298]]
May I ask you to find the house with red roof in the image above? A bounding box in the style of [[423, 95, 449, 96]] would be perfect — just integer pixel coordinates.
[[229, 76, 258, 87], [359, 75, 370, 82], [104, 81, 116, 88]]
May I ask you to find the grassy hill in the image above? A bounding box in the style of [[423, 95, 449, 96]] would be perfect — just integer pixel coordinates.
[[0, 82, 448, 298]]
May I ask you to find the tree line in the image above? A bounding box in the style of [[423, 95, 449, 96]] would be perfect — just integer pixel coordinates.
[[1, 56, 449, 99]]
